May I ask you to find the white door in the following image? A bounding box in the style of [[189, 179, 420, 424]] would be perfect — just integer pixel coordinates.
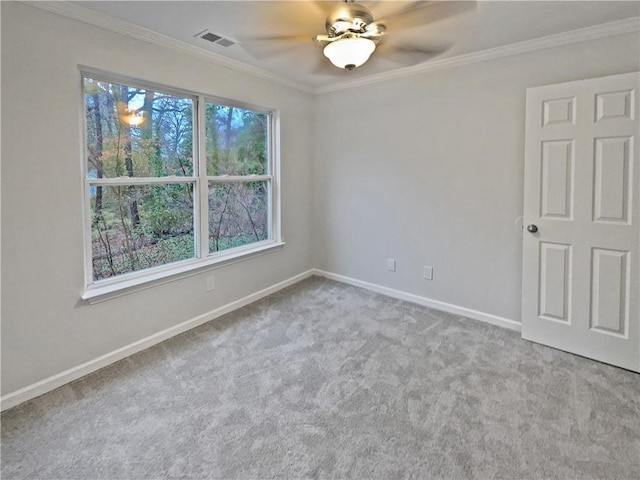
[[522, 71, 640, 372]]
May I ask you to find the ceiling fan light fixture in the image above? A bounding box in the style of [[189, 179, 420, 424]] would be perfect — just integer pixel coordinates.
[[323, 36, 375, 70]]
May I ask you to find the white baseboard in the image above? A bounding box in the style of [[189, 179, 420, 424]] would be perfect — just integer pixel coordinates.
[[312, 269, 521, 332], [2, 268, 519, 411], [0, 269, 315, 412]]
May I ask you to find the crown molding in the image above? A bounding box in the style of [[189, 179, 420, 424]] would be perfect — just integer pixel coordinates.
[[21, 1, 314, 94], [314, 16, 640, 94], [20, 2, 640, 96]]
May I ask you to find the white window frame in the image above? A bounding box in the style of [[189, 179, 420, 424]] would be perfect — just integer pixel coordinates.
[[80, 67, 283, 301]]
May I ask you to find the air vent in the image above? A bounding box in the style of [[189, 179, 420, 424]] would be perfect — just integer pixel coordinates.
[[201, 32, 222, 43], [196, 30, 236, 48], [216, 38, 235, 47]]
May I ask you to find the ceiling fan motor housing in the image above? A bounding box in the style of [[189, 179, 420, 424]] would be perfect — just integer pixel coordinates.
[[326, 3, 374, 36]]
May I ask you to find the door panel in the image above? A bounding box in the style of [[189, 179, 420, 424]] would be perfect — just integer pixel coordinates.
[[542, 96, 576, 126], [539, 242, 572, 323], [595, 89, 634, 121], [541, 140, 574, 219], [590, 248, 628, 336], [522, 72, 640, 372], [593, 136, 631, 223]]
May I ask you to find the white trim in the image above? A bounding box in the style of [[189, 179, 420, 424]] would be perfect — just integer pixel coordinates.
[[197, 95, 208, 262], [23, 1, 640, 95], [80, 71, 281, 300], [315, 17, 640, 94], [23, 1, 313, 94], [269, 111, 282, 244], [83, 241, 286, 302], [88, 177, 197, 186], [207, 175, 272, 183], [1, 268, 521, 411], [0, 269, 316, 412], [81, 65, 200, 100], [22, 2, 640, 96], [312, 269, 522, 332]]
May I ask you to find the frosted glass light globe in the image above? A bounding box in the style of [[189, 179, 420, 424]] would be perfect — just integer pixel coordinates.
[[323, 37, 376, 70]]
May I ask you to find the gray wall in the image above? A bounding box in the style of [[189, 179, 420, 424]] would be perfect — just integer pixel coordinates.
[[0, 3, 314, 395], [2, 2, 639, 397], [312, 32, 640, 322]]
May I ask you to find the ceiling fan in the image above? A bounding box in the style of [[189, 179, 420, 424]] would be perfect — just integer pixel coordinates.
[[316, 1, 387, 70], [242, 1, 477, 72]]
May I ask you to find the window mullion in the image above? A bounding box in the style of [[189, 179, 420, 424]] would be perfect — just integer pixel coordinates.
[[82, 71, 279, 293], [88, 177, 197, 186], [270, 111, 281, 243], [207, 175, 272, 183], [197, 95, 209, 258], [83, 178, 94, 288]]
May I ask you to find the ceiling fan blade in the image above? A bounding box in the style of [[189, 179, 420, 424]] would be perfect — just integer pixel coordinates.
[[311, 54, 335, 75], [375, 41, 452, 66], [376, 1, 477, 32], [316, 34, 334, 42], [240, 35, 318, 59], [244, 34, 317, 43], [310, 0, 337, 16], [364, 21, 386, 37]]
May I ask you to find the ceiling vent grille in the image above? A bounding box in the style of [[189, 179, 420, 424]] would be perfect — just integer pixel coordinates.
[[197, 30, 236, 47]]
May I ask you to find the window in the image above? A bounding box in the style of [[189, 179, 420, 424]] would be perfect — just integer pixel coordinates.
[[205, 103, 270, 253], [82, 70, 280, 298]]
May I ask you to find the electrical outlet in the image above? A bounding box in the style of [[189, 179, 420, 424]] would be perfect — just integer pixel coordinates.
[[423, 266, 433, 280], [387, 258, 396, 272], [206, 275, 215, 291]]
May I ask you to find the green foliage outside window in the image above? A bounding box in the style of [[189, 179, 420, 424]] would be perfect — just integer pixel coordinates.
[[205, 104, 269, 253], [84, 76, 271, 282]]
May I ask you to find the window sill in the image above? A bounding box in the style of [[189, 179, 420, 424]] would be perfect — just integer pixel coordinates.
[[81, 241, 285, 304]]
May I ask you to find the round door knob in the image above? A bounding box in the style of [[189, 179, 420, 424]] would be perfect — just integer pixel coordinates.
[[527, 224, 538, 233]]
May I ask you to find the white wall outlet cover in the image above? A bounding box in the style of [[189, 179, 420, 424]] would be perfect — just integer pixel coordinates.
[[423, 266, 433, 280], [387, 258, 396, 272]]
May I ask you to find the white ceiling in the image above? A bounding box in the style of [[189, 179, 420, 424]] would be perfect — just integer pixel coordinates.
[[71, 1, 640, 90]]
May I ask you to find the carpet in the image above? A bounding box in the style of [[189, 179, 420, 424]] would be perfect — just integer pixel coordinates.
[[2, 277, 639, 479]]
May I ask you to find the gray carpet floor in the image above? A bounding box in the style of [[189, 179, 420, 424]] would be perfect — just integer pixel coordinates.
[[2, 277, 639, 479]]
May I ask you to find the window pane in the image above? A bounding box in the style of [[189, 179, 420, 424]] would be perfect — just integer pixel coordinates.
[[209, 181, 269, 253], [206, 104, 268, 176], [91, 183, 195, 280], [83, 77, 194, 179]]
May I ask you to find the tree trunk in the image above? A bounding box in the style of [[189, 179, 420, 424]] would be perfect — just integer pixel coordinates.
[[91, 92, 104, 213], [223, 107, 234, 172], [142, 90, 162, 175], [224, 107, 234, 150], [120, 85, 140, 227]]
